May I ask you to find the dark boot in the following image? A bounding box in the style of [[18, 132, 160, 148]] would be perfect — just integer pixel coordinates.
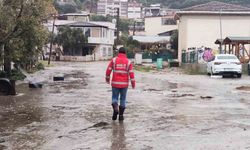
[[112, 103, 119, 120], [119, 106, 126, 121]]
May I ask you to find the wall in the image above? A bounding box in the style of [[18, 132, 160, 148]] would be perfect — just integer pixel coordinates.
[[181, 63, 250, 75], [178, 14, 250, 62], [60, 55, 93, 61], [128, 6, 141, 19], [67, 16, 89, 22], [93, 44, 113, 61], [145, 16, 177, 36]]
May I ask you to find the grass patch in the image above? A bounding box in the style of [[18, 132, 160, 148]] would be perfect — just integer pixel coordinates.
[[184, 69, 207, 75], [39, 60, 55, 67], [134, 65, 153, 72]]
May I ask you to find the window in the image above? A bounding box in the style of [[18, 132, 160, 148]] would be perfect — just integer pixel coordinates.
[[161, 18, 177, 25], [84, 27, 91, 37], [108, 47, 112, 56], [103, 47, 107, 57]]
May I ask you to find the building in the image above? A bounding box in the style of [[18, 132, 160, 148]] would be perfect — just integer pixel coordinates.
[[127, 1, 143, 19], [128, 19, 145, 36], [56, 0, 75, 5], [58, 12, 90, 22], [175, 1, 250, 63], [44, 20, 116, 61], [143, 3, 161, 17], [97, 0, 128, 18], [145, 11, 177, 36]]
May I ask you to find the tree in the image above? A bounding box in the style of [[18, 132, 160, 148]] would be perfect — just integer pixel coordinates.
[[0, 0, 54, 77], [55, 26, 88, 56], [90, 15, 133, 35], [54, 1, 78, 14]]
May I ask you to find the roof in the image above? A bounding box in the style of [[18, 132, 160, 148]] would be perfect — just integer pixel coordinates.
[[175, 1, 250, 18], [224, 36, 250, 44], [215, 37, 250, 44], [133, 36, 170, 43], [55, 21, 116, 29], [158, 30, 177, 36], [61, 12, 90, 16], [90, 21, 116, 30], [183, 1, 250, 12]]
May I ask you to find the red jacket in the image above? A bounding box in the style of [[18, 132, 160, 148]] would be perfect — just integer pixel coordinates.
[[106, 53, 135, 88]]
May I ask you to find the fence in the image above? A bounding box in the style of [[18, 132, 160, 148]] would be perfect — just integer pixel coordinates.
[[128, 51, 175, 61], [182, 50, 198, 63]]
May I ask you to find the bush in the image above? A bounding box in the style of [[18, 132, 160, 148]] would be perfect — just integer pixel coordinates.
[[36, 62, 45, 70], [0, 70, 6, 78], [10, 69, 26, 80]]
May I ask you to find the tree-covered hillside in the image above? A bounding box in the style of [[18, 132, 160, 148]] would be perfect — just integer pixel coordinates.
[[54, 0, 250, 14], [138, 0, 250, 9]]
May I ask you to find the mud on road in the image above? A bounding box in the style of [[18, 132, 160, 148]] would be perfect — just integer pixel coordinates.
[[1, 61, 250, 150]]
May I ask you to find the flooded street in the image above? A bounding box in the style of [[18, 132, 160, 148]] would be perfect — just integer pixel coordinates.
[[1, 61, 250, 150]]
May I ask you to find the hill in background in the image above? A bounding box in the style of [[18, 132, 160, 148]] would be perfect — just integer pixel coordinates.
[[54, 0, 250, 14]]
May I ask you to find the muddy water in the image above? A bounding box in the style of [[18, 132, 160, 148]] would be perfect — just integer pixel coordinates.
[[0, 67, 90, 150], [1, 62, 250, 150]]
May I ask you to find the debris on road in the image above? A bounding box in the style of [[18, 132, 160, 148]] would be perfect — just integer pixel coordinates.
[[236, 86, 250, 91], [200, 96, 213, 99]]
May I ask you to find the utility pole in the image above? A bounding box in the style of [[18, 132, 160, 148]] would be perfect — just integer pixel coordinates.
[[1, 44, 4, 70], [219, 8, 223, 54], [116, 7, 120, 45], [48, 15, 56, 65], [133, 20, 136, 36]]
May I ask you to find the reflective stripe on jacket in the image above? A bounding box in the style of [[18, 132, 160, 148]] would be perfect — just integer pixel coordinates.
[[106, 53, 135, 88]]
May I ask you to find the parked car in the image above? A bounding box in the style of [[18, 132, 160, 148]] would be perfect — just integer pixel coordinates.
[[207, 54, 242, 78]]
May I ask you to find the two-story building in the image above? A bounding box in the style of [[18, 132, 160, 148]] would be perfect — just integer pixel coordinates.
[[145, 12, 178, 36], [58, 12, 90, 22], [44, 20, 116, 61], [97, 0, 128, 18], [175, 1, 250, 63], [127, 1, 143, 19], [57, 21, 116, 61]]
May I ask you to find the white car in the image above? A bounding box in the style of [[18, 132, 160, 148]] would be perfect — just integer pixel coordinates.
[[207, 54, 242, 78]]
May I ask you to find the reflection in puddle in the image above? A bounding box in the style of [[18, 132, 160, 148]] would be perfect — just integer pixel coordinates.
[[111, 122, 127, 150], [0, 71, 89, 149], [141, 77, 189, 92]]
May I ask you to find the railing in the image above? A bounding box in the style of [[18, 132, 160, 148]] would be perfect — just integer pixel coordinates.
[[182, 50, 198, 64]]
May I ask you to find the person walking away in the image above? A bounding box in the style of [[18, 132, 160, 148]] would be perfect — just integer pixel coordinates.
[[105, 47, 135, 121]]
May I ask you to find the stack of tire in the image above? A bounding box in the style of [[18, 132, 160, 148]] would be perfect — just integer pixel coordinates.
[[248, 63, 250, 76], [0, 78, 16, 95]]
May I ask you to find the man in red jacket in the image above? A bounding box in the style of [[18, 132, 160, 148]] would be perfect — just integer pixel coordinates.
[[106, 47, 135, 121]]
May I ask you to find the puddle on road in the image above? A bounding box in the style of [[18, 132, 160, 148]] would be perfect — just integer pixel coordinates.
[[141, 77, 191, 92], [0, 71, 89, 149], [48, 72, 89, 93]]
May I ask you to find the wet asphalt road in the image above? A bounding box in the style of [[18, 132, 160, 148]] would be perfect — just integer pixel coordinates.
[[1, 61, 250, 150]]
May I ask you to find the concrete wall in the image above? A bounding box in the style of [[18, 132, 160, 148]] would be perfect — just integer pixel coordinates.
[[60, 55, 93, 61], [181, 63, 207, 74], [181, 63, 250, 75], [93, 44, 113, 61], [178, 14, 250, 62], [145, 17, 177, 36]]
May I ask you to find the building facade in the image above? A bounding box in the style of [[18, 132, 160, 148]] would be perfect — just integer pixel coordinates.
[[58, 12, 90, 22], [175, 1, 250, 63], [127, 1, 142, 19], [97, 0, 128, 18], [145, 13, 177, 36], [44, 20, 116, 61]]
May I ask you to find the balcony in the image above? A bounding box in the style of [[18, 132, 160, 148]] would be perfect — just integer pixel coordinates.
[[88, 37, 114, 45]]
